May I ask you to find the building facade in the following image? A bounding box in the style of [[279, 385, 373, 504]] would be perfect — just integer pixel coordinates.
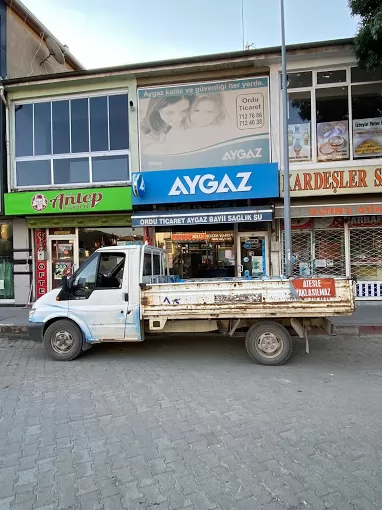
[[0, 0, 83, 304], [275, 56, 382, 299], [132, 75, 279, 280], [4, 38, 382, 302], [5, 75, 138, 302]]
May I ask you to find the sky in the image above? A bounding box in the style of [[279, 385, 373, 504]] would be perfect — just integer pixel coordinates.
[[21, 0, 359, 69]]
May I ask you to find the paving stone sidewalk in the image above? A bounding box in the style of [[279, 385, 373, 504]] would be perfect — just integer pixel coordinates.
[[1, 333, 382, 509]]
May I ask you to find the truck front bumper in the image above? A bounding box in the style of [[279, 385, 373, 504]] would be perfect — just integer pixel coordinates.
[[27, 323, 44, 342]]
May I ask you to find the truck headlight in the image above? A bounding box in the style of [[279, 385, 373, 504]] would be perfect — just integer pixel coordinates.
[[28, 309, 35, 321]]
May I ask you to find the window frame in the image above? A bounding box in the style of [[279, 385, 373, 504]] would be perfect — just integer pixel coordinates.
[[13, 89, 131, 190], [71, 251, 126, 297], [284, 66, 382, 169]]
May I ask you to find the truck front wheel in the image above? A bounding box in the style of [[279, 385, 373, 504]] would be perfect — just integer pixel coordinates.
[[245, 321, 292, 365], [44, 320, 83, 361]]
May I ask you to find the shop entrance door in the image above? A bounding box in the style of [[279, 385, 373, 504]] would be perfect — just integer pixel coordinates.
[[48, 235, 79, 291], [237, 233, 269, 277]]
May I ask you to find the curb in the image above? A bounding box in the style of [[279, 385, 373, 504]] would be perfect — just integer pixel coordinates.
[[334, 325, 382, 335], [0, 325, 29, 338], [1, 324, 382, 340], [333, 325, 360, 335]]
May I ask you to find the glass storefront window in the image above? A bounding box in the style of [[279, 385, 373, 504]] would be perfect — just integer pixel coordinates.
[[0, 223, 14, 299], [287, 72, 312, 88], [50, 238, 75, 290], [78, 227, 143, 266], [317, 70, 346, 85], [288, 91, 312, 162], [156, 230, 235, 279], [316, 87, 349, 161], [352, 83, 382, 120], [314, 229, 346, 276], [350, 228, 382, 281], [351, 67, 382, 83], [291, 231, 312, 276], [352, 83, 382, 159], [287, 65, 382, 164]]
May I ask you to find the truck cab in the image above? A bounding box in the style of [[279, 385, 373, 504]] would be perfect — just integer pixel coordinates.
[[28, 245, 168, 359]]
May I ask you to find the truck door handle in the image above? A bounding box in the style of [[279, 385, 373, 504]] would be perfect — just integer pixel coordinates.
[[124, 293, 129, 301]]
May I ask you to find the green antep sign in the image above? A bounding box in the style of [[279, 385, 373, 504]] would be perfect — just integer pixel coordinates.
[[5, 187, 133, 215]]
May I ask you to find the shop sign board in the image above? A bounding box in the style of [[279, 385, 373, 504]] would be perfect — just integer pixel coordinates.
[[276, 202, 382, 219], [4, 187, 132, 215], [282, 215, 382, 228], [172, 233, 207, 242], [288, 123, 311, 161], [132, 164, 278, 205], [291, 278, 336, 298], [314, 216, 382, 229], [317, 121, 349, 162], [171, 232, 234, 242], [353, 118, 382, 159], [35, 229, 47, 298], [281, 165, 382, 197], [138, 77, 270, 172], [132, 206, 273, 227]]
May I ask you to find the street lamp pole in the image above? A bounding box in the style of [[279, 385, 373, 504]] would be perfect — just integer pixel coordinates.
[[280, 0, 292, 277]]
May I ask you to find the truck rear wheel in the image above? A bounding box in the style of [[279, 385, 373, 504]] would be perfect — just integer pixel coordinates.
[[44, 320, 83, 361], [245, 321, 292, 365]]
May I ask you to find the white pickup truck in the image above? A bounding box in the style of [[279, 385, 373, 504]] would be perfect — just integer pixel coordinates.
[[28, 244, 355, 365]]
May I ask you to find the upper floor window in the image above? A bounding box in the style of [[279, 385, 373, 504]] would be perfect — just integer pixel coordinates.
[[286, 68, 382, 164], [14, 92, 130, 188]]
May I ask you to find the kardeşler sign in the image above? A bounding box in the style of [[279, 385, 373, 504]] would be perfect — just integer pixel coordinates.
[[4, 187, 133, 215], [132, 164, 278, 205], [138, 77, 270, 172], [281, 165, 382, 197]]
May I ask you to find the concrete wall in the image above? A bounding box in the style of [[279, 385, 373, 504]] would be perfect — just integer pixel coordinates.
[[6, 9, 74, 79], [13, 218, 31, 304]]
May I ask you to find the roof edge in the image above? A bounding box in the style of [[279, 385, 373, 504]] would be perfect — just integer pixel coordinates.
[[2, 36, 353, 86]]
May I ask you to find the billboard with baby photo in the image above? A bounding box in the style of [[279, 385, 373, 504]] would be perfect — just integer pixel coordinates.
[[138, 77, 270, 172]]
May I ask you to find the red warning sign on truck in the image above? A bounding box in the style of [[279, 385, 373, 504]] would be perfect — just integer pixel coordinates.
[[291, 278, 336, 298]]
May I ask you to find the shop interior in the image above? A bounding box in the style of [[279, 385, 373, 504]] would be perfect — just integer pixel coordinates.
[[155, 224, 269, 279], [156, 229, 235, 279]]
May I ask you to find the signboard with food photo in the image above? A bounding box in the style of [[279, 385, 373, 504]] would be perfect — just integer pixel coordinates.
[[53, 261, 72, 280], [353, 118, 382, 159], [317, 121, 349, 161]]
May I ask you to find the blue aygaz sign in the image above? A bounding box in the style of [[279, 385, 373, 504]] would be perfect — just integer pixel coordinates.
[[132, 163, 279, 206]]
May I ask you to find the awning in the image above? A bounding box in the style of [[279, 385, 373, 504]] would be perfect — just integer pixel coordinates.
[[132, 206, 273, 227], [27, 214, 132, 228]]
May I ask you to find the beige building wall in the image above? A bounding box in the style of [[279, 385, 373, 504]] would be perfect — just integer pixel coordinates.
[[6, 9, 75, 79]]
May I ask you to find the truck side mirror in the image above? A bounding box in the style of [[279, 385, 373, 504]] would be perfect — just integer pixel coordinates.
[[62, 276, 69, 293]]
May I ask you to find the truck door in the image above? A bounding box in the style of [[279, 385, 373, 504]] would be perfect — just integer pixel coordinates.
[[69, 251, 133, 341]]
